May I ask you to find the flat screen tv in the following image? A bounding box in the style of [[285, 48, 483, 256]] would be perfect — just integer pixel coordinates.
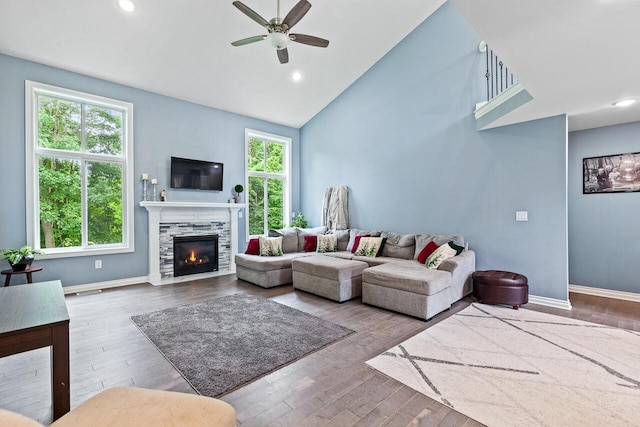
[[170, 157, 223, 191]]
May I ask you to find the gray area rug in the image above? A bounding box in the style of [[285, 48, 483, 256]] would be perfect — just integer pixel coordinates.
[[367, 303, 640, 427], [131, 292, 353, 397]]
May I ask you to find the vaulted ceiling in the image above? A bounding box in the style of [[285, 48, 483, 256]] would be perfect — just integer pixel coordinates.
[[0, 0, 445, 128], [1, 0, 637, 131]]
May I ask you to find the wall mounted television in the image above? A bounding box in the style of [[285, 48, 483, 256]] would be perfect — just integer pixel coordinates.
[[170, 156, 223, 191]]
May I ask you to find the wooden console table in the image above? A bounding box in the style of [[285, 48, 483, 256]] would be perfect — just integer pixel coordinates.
[[0, 280, 70, 420], [1, 265, 43, 286]]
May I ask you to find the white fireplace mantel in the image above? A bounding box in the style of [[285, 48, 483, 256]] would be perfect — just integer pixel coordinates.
[[140, 201, 246, 285]]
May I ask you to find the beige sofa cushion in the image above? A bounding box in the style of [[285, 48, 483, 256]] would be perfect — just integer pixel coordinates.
[[381, 232, 416, 260], [268, 227, 299, 253], [363, 261, 451, 296], [352, 255, 401, 267], [346, 229, 382, 252], [292, 256, 368, 281], [328, 229, 350, 251], [235, 252, 312, 272], [414, 234, 465, 259], [322, 251, 354, 260], [296, 226, 328, 251]]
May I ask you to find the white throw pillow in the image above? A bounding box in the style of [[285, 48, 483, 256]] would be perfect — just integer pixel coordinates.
[[425, 243, 457, 269], [354, 237, 384, 257], [259, 236, 283, 256], [316, 234, 338, 253]]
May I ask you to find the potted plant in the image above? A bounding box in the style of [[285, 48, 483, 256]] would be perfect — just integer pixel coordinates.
[[290, 211, 308, 228], [234, 184, 244, 203], [2, 246, 44, 271]]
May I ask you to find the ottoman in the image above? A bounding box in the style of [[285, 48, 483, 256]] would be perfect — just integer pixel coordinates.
[[472, 270, 528, 309], [292, 256, 368, 302]]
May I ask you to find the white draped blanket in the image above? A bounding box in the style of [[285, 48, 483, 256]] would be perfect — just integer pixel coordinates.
[[366, 303, 640, 427], [322, 185, 348, 230]]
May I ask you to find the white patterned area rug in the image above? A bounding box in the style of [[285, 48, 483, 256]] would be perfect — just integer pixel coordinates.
[[366, 303, 640, 426]]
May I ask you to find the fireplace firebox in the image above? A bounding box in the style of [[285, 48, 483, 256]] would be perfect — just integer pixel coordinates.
[[173, 235, 218, 277]]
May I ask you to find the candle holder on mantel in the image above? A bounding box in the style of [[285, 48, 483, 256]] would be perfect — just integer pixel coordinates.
[[151, 179, 158, 201], [141, 174, 149, 201]]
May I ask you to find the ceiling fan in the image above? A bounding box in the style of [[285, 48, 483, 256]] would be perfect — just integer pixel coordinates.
[[231, 0, 329, 64]]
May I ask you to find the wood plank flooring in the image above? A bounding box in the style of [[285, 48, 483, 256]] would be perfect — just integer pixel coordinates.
[[0, 275, 638, 426]]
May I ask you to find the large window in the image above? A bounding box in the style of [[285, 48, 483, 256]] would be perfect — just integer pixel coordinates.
[[245, 129, 291, 237], [25, 81, 134, 257]]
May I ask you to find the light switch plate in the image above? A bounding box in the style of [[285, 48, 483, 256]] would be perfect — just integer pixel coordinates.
[[516, 211, 528, 221]]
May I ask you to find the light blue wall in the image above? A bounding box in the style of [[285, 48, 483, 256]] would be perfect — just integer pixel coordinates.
[[568, 121, 640, 294], [0, 53, 300, 286], [300, 1, 569, 300]]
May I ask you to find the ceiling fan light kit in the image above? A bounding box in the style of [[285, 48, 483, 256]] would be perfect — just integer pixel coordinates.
[[267, 32, 290, 50], [231, 0, 329, 64]]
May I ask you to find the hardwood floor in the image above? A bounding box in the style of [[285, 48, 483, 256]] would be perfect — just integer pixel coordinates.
[[1, 276, 638, 426]]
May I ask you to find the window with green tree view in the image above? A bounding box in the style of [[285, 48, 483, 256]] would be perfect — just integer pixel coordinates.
[[26, 81, 134, 257], [245, 130, 291, 237]]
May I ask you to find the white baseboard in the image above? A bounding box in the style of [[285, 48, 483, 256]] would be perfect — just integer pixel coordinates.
[[63, 276, 149, 295], [528, 294, 572, 310], [569, 284, 640, 303], [62, 270, 238, 294]]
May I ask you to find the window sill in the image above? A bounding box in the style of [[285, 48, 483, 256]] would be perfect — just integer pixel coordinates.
[[40, 245, 134, 259]]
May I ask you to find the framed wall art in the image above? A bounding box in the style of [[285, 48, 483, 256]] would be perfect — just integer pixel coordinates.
[[583, 151, 640, 194]]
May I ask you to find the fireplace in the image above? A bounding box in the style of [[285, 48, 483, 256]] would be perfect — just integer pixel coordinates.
[[173, 235, 218, 277]]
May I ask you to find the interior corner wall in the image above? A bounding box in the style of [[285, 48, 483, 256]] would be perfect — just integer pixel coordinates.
[[0, 53, 300, 287], [299, 1, 569, 301], [568, 121, 640, 294]]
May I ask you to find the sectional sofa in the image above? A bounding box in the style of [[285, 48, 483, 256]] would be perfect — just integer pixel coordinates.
[[235, 227, 476, 320]]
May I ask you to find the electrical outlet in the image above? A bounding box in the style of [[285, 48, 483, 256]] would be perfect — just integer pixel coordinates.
[[515, 211, 528, 222], [95, 260, 102, 269]]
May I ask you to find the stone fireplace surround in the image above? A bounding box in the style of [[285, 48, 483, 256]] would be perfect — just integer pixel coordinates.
[[140, 201, 245, 285]]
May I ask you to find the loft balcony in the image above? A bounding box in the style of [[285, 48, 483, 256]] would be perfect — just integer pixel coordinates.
[[474, 42, 533, 130]]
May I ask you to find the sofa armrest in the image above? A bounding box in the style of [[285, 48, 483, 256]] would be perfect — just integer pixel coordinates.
[[438, 250, 476, 301], [438, 250, 475, 273]]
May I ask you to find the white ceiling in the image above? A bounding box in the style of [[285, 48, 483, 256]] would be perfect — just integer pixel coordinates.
[[1, 0, 638, 132], [0, 0, 445, 129], [453, 0, 640, 132]]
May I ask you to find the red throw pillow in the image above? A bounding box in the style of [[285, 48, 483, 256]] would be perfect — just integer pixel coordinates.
[[245, 238, 260, 255], [351, 234, 371, 253], [304, 235, 318, 252], [417, 241, 439, 264]]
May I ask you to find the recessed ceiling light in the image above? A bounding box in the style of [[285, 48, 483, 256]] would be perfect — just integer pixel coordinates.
[[612, 99, 637, 107], [291, 71, 303, 82], [118, 0, 135, 12]]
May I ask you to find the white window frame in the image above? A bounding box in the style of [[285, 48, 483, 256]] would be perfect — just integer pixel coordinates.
[[25, 80, 135, 258], [245, 129, 291, 240]]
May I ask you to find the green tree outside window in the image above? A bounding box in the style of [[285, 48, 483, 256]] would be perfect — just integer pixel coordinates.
[[246, 133, 289, 236]]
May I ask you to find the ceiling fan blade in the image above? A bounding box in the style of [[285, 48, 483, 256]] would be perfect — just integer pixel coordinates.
[[277, 48, 289, 64], [290, 33, 329, 48], [282, 0, 311, 29], [231, 35, 267, 47], [232, 1, 270, 28]]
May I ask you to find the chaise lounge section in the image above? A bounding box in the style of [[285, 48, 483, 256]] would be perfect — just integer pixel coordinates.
[[235, 226, 327, 288], [362, 249, 475, 320]]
